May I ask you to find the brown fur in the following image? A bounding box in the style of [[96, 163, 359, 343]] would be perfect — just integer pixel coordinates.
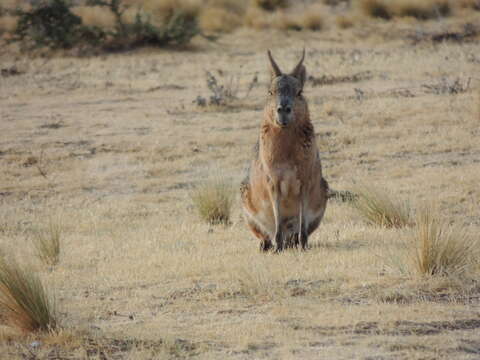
[[241, 50, 328, 252]]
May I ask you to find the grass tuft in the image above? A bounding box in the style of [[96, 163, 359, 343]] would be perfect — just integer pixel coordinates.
[[409, 206, 479, 276], [351, 186, 411, 228], [0, 254, 57, 333], [191, 176, 235, 225], [33, 220, 61, 267]]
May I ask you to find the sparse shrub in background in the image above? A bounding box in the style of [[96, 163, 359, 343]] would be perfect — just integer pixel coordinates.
[[392, 0, 451, 20], [359, 0, 452, 21], [0, 254, 57, 333], [195, 71, 239, 107], [194, 70, 258, 108], [351, 186, 412, 228], [253, 0, 289, 12], [33, 220, 61, 267], [14, 0, 86, 48], [358, 0, 391, 20], [408, 206, 479, 276], [191, 176, 234, 225]]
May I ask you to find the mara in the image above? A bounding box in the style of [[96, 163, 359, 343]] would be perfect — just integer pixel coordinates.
[[241, 49, 328, 252]]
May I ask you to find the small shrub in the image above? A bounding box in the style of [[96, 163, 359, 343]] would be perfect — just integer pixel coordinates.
[[409, 206, 479, 276], [351, 186, 411, 228], [14, 0, 85, 48], [0, 254, 57, 332], [191, 177, 234, 225], [359, 0, 392, 20], [195, 71, 239, 107], [33, 220, 61, 267], [253, 0, 289, 12]]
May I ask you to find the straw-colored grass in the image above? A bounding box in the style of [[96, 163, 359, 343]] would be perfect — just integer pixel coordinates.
[[351, 186, 412, 228], [0, 254, 57, 333], [199, 6, 243, 33], [190, 177, 235, 225], [33, 220, 61, 267], [409, 206, 479, 276], [300, 6, 324, 31]]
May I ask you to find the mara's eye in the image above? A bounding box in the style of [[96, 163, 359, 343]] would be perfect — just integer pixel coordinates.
[[297, 90, 303, 97], [268, 90, 273, 96]]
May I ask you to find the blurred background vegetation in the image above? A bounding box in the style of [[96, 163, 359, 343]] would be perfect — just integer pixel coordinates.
[[0, 0, 479, 52]]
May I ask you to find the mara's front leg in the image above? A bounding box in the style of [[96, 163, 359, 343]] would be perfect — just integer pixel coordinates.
[[298, 193, 308, 250], [268, 178, 284, 252]]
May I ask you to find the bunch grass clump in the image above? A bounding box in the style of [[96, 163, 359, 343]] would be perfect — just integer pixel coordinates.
[[0, 254, 57, 333], [410, 206, 479, 276], [351, 186, 412, 228], [191, 177, 235, 225], [33, 220, 61, 267]]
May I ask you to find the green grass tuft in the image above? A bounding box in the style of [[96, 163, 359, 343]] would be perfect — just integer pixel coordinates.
[[351, 186, 411, 228], [0, 254, 57, 333], [410, 206, 479, 276], [191, 177, 235, 225], [33, 219, 61, 267]]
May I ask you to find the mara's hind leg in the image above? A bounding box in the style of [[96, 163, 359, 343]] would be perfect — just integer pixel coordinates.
[[247, 221, 272, 252]]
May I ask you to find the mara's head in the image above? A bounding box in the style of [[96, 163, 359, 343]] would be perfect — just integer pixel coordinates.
[[266, 49, 307, 128]]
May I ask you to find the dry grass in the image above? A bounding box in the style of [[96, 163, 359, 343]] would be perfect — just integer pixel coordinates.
[[33, 220, 61, 268], [0, 16, 17, 35], [336, 14, 355, 28], [190, 176, 235, 225], [458, 0, 480, 10], [0, 255, 57, 333], [351, 186, 412, 229], [1, 19, 480, 358], [409, 206, 479, 277], [199, 6, 243, 33], [300, 6, 324, 31], [72, 6, 116, 30]]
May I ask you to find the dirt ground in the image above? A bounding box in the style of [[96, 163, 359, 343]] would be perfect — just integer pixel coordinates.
[[1, 18, 480, 359]]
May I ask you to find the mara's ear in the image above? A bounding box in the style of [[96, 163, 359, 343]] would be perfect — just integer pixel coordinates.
[[267, 50, 282, 80], [290, 48, 306, 87]]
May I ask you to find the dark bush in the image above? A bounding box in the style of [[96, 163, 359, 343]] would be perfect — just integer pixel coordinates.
[[15, 0, 85, 48]]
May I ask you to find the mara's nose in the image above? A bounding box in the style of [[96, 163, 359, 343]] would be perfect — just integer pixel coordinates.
[[277, 105, 292, 114]]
